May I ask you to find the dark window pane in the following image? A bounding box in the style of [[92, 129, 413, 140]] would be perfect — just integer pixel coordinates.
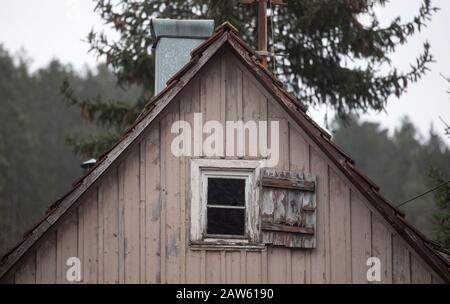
[[207, 178, 245, 206], [207, 208, 245, 236]]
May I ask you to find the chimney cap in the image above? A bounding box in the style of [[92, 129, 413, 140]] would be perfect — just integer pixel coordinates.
[[150, 19, 215, 47]]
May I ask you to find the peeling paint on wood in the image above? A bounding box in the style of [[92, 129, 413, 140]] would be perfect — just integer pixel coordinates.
[[260, 170, 317, 248], [261, 176, 315, 192], [1, 44, 446, 284]]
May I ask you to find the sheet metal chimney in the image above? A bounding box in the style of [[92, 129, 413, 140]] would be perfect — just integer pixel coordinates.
[[150, 19, 215, 95]]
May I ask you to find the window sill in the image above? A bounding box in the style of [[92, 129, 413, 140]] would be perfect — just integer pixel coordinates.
[[189, 241, 266, 251]]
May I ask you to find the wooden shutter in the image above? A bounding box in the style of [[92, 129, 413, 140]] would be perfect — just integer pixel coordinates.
[[260, 170, 316, 248]]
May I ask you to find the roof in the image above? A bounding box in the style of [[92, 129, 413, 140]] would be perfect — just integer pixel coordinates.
[[1, 21, 449, 282]]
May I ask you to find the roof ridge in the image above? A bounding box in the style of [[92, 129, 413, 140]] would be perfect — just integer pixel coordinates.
[[215, 21, 239, 34]]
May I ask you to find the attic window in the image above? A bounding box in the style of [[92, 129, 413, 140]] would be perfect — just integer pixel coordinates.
[[190, 159, 263, 246], [206, 176, 246, 236]]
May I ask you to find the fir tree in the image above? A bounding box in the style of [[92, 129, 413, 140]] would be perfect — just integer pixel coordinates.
[[63, 0, 437, 157]]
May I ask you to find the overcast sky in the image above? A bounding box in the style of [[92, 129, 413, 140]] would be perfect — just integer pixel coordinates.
[[0, 0, 449, 144]]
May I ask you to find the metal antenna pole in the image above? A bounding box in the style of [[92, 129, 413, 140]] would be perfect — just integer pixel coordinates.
[[241, 0, 284, 68], [257, 0, 268, 67]]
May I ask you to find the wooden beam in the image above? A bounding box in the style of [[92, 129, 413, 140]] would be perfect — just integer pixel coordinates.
[[261, 222, 314, 235], [261, 176, 315, 192]]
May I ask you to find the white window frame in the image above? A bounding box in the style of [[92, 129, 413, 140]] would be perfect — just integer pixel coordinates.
[[190, 159, 264, 246]]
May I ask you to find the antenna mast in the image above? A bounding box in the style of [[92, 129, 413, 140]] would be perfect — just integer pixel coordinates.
[[240, 0, 284, 68]]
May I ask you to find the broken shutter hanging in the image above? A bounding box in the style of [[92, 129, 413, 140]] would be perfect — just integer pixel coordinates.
[[260, 170, 317, 248]]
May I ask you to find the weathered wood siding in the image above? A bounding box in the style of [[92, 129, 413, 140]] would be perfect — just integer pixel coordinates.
[[1, 48, 444, 284]]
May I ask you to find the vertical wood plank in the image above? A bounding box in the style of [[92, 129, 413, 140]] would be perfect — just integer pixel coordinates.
[[225, 52, 243, 122], [242, 74, 268, 157], [200, 250, 206, 284], [329, 169, 350, 283], [163, 102, 181, 283], [123, 148, 140, 283], [285, 249, 292, 283], [178, 94, 191, 284], [118, 162, 125, 284], [268, 102, 289, 171], [139, 141, 146, 284], [101, 169, 119, 284], [201, 54, 225, 157], [240, 250, 247, 283], [145, 124, 162, 284], [344, 188, 352, 283], [291, 250, 306, 284], [160, 119, 167, 284], [392, 234, 411, 284], [14, 251, 36, 284], [267, 102, 289, 284], [206, 251, 221, 283], [243, 75, 268, 122], [267, 247, 287, 283], [309, 149, 329, 283], [289, 126, 309, 283], [36, 230, 57, 284], [350, 191, 372, 283], [80, 190, 98, 283], [97, 183, 104, 284], [56, 210, 78, 284], [371, 215, 393, 284], [261, 249, 268, 283], [186, 250, 202, 283], [225, 53, 243, 157], [289, 125, 309, 172], [226, 251, 241, 283], [77, 205, 84, 283], [183, 78, 201, 284], [220, 51, 227, 134], [410, 254, 432, 284], [220, 251, 226, 283], [246, 251, 262, 283]]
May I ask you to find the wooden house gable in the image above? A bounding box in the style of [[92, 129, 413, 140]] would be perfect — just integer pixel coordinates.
[[0, 23, 448, 284]]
